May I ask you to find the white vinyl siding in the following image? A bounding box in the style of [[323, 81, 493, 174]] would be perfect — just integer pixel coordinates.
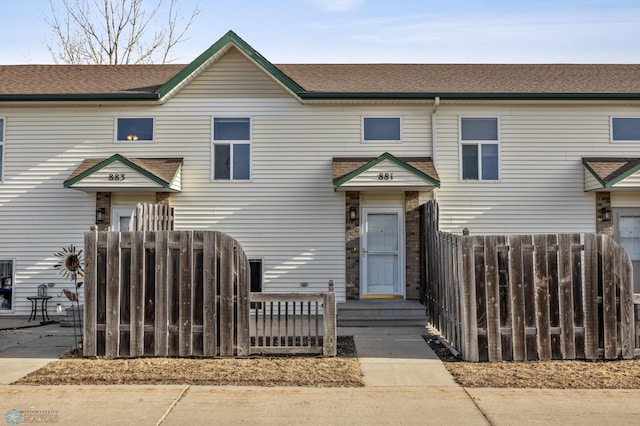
[[437, 106, 640, 235], [177, 47, 291, 99]]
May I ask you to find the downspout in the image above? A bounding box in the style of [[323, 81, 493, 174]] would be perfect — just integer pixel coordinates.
[[431, 97, 440, 202]]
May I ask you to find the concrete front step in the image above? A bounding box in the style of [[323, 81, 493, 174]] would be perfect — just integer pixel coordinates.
[[337, 300, 427, 327]]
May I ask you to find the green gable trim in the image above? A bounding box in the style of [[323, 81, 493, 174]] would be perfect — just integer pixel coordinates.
[[582, 160, 608, 188], [156, 30, 305, 99], [333, 152, 440, 188], [64, 154, 178, 188], [582, 158, 640, 188]]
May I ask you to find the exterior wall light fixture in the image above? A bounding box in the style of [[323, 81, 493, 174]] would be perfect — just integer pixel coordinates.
[[96, 208, 106, 222], [350, 207, 357, 220], [601, 207, 611, 222]]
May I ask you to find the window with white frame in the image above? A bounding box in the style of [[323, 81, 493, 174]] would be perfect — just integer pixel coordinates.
[[116, 117, 154, 142], [612, 117, 640, 141], [460, 117, 499, 181], [213, 117, 251, 180], [0, 118, 4, 181], [0, 259, 15, 311], [363, 117, 401, 142]]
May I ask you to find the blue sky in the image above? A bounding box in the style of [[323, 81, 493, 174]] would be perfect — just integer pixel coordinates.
[[1, 0, 639, 64]]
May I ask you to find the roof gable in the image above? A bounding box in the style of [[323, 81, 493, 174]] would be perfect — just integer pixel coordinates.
[[582, 157, 640, 191], [333, 153, 440, 191], [156, 30, 305, 102], [64, 154, 183, 192]]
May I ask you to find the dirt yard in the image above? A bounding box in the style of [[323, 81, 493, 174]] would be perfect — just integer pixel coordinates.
[[13, 336, 364, 387], [424, 334, 640, 389]]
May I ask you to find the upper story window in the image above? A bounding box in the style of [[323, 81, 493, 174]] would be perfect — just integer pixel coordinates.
[[460, 117, 499, 181], [363, 117, 401, 142], [116, 118, 154, 142], [612, 117, 640, 141], [213, 118, 251, 181], [0, 118, 4, 181]]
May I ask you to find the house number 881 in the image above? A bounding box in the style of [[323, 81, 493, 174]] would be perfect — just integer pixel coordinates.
[[378, 172, 393, 181]]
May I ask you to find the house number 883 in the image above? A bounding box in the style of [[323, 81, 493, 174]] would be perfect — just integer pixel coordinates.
[[108, 173, 126, 181], [378, 172, 393, 180]]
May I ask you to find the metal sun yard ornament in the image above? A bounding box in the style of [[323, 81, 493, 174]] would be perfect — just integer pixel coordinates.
[[53, 244, 85, 282]]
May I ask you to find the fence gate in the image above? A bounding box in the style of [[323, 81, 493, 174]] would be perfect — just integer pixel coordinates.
[[83, 230, 250, 357]]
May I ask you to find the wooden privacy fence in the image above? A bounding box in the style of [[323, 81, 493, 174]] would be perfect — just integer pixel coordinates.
[[422, 201, 637, 362], [130, 203, 174, 231], [83, 230, 337, 358]]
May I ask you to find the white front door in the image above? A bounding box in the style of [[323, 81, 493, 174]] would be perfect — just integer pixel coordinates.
[[111, 206, 136, 231], [615, 208, 640, 293], [361, 208, 404, 298]]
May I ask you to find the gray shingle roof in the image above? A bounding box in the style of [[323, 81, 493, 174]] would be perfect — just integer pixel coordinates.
[[1, 62, 640, 97], [276, 64, 640, 94], [0, 64, 185, 95], [582, 157, 640, 186]]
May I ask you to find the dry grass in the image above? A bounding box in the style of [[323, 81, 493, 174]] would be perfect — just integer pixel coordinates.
[[424, 335, 640, 389], [13, 336, 364, 387], [443, 359, 640, 389], [14, 357, 364, 387]]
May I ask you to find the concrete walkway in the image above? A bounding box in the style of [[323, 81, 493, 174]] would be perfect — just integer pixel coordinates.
[[1, 320, 640, 425]]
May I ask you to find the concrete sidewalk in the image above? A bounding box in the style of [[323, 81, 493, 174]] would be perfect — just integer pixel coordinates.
[[2, 322, 640, 425]]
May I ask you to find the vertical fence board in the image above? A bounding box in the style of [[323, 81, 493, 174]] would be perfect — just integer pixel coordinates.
[[572, 234, 585, 358], [105, 232, 121, 358], [237, 248, 250, 356], [179, 232, 193, 357], [154, 231, 169, 356], [203, 231, 218, 356], [83, 230, 98, 356], [219, 233, 234, 356], [559, 234, 576, 359], [323, 280, 337, 356], [620, 247, 634, 359], [533, 234, 551, 360], [546, 235, 561, 359], [583, 233, 599, 359], [484, 235, 502, 361], [509, 235, 526, 361], [130, 231, 145, 357], [167, 232, 180, 356], [461, 236, 479, 361], [602, 236, 617, 359]]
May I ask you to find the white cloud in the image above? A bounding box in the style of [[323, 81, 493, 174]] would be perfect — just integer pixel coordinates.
[[308, 0, 364, 12]]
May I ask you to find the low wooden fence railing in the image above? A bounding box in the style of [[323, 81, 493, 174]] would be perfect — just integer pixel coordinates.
[[250, 281, 337, 356], [422, 201, 636, 362], [83, 229, 336, 357]]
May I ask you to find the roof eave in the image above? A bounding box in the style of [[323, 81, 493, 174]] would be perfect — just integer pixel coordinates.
[[299, 92, 640, 101], [0, 93, 160, 103]]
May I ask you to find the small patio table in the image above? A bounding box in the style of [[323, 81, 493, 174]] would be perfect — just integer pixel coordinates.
[[27, 296, 52, 322]]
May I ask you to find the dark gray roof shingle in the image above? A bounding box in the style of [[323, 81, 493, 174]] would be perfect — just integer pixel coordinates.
[[1, 62, 640, 96]]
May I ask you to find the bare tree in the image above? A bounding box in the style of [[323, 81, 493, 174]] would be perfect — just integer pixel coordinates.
[[46, 0, 200, 64]]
